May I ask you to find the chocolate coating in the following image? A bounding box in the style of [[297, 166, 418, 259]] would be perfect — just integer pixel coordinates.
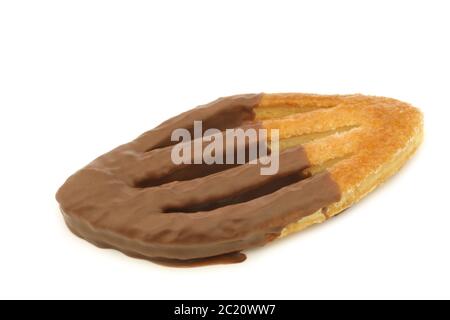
[[56, 94, 341, 266]]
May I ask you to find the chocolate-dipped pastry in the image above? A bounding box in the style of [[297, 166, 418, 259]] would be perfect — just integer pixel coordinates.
[[57, 93, 423, 266]]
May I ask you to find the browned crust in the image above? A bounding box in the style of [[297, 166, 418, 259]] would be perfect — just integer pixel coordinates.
[[257, 93, 423, 237]]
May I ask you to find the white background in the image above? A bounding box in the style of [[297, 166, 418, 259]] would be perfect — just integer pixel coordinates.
[[0, 0, 449, 300]]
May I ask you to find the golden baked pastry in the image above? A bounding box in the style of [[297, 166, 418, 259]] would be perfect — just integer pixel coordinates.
[[56, 93, 423, 267], [258, 94, 423, 236]]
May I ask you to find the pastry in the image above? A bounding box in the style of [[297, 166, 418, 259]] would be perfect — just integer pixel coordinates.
[[56, 93, 423, 266]]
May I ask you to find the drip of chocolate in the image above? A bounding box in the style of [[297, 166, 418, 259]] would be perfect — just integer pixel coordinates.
[[56, 94, 341, 266]]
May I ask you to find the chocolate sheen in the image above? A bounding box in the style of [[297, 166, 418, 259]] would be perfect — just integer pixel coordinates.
[[56, 94, 341, 266]]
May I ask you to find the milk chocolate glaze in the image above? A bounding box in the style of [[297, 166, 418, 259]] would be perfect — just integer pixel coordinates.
[[56, 94, 341, 267]]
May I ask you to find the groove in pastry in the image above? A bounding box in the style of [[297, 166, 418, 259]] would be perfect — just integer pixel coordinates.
[[279, 125, 359, 150], [155, 147, 311, 212], [164, 172, 307, 213], [303, 154, 353, 176], [135, 163, 241, 188], [255, 104, 338, 120], [134, 128, 264, 188]]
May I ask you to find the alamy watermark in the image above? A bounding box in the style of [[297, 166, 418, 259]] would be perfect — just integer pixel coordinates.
[[171, 121, 280, 175]]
